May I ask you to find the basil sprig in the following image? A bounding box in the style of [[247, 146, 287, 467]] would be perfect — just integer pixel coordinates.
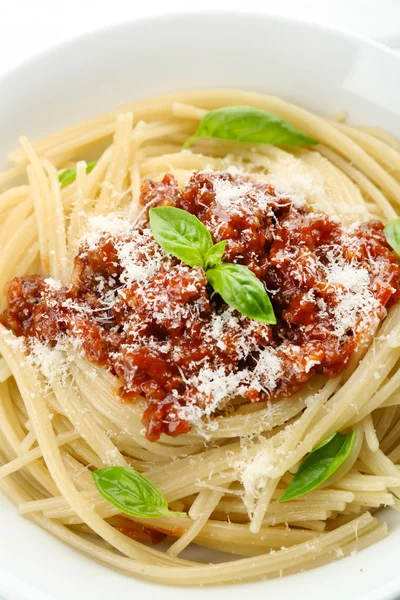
[[58, 160, 97, 188], [93, 466, 185, 519], [278, 432, 356, 502], [183, 106, 317, 149], [384, 217, 400, 255], [149, 206, 276, 324], [204, 240, 227, 270]]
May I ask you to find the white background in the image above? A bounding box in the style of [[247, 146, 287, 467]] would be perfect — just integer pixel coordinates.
[[0, 0, 399, 77]]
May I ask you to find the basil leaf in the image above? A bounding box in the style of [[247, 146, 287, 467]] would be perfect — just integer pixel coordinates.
[[206, 263, 276, 324], [58, 160, 97, 188], [384, 217, 400, 255], [149, 206, 212, 267], [313, 432, 337, 451], [183, 106, 317, 149], [278, 432, 356, 502], [204, 240, 227, 270], [92, 466, 185, 519]]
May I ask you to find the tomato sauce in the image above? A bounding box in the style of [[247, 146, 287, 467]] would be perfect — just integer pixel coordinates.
[[2, 171, 399, 441]]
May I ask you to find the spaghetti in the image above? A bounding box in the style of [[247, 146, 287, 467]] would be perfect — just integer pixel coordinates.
[[0, 90, 400, 585]]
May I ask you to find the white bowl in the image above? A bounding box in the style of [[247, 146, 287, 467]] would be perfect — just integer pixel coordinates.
[[1, 12, 400, 600]]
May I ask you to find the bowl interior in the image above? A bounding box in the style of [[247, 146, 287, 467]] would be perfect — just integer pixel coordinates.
[[0, 12, 400, 600]]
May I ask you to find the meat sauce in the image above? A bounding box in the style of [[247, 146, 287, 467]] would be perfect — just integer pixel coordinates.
[[1, 171, 399, 441]]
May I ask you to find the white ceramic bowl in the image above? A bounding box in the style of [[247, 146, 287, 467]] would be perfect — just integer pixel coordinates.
[[1, 12, 400, 600]]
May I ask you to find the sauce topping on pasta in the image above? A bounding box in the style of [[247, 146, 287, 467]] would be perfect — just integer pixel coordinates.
[[1, 171, 399, 441]]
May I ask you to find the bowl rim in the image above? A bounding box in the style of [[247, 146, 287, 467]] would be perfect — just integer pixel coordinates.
[[1, 10, 400, 90]]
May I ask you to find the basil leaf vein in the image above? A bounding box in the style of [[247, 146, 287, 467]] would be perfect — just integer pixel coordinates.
[[183, 106, 317, 149], [206, 263, 276, 324], [278, 431, 356, 502], [92, 466, 185, 519], [149, 206, 212, 267], [58, 161, 97, 188], [384, 217, 400, 255]]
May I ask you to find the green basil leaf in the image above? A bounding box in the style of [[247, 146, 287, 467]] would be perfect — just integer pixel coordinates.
[[278, 432, 356, 502], [92, 466, 185, 519], [313, 432, 337, 451], [204, 240, 227, 270], [149, 206, 212, 267], [183, 106, 317, 149], [384, 217, 400, 255], [58, 160, 97, 188], [206, 263, 276, 324]]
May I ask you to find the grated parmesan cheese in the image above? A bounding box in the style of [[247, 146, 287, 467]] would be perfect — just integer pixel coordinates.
[[26, 335, 84, 387], [5, 168, 397, 447], [322, 242, 382, 339]]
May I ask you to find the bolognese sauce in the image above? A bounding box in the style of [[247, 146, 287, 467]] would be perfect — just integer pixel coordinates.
[[1, 171, 399, 441]]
